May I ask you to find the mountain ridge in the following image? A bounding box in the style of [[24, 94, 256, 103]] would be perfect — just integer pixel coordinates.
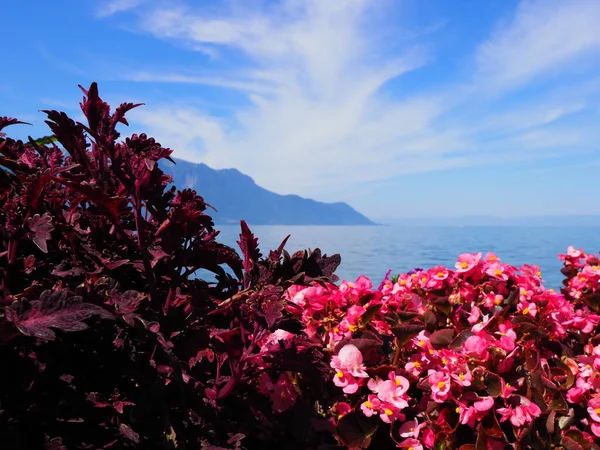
[[162, 158, 374, 225]]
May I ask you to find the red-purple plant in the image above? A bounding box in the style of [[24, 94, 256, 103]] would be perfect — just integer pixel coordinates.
[[0, 84, 341, 449], [3, 83, 600, 450], [281, 249, 600, 449]]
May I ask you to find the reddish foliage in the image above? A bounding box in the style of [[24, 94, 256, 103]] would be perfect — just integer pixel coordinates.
[[0, 84, 340, 449]]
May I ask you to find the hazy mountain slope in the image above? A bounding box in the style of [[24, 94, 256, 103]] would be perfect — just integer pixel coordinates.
[[163, 159, 374, 225]]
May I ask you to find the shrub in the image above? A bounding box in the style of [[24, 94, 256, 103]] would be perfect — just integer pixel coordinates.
[[0, 84, 340, 449], [283, 248, 600, 449], [2, 83, 600, 450]]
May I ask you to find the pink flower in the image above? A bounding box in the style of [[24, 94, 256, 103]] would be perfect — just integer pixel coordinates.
[[497, 397, 541, 427], [566, 387, 586, 404], [333, 370, 360, 394], [331, 344, 369, 378], [495, 322, 517, 352], [467, 306, 481, 325], [483, 292, 504, 309], [588, 397, 600, 423], [405, 354, 427, 377], [471, 314, 492, 334], [334, 402, 352, 419], [451, 369, 472, 387], [486, 262, 508, 281], [361, 394, 381, 417], [428, 370, 451, 403], [379, 404, 404, 423], [261, 373, 297, 413], [260, 329, 295, 352], [421, 428, 435, 448], [517, 301, 537, 317], [567, 246, 584, 258], [474, 396, 494, 411], [398, 419, 425, 439], [430, 266, 450, 281], [341, 275, 373, 292], [396, 438, 423, 450], [455, 253, 481, 273], [331, 344, 369, 393], [377, 378, 409, 409], [462, 335, 490, 360], [484, 252, 500, 262]]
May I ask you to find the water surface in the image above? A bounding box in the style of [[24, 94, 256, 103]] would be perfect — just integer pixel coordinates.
[[214, 225, 600, 289]]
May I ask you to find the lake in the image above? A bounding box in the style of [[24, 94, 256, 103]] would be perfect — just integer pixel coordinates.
[[213, 225, 600, 289]]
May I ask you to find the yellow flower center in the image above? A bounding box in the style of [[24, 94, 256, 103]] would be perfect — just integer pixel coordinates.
[[333, 327, 340, 333], [421, 277, 427, 283], [494, 298, 502, 305], [413, 361, 421, 368], [437, 381, 446, 389], [395, 378, 402, 386], [347, 282, 354, 288], [460, 261, 468, 269], [349, 324, 358, 332], [459, 373, 465, 381], [536, 271, 542, 277], [400, 280, 407, 286], [418, 340, 425, 346], [442, 357, 448, 365], [336, 371, 344, 378], [429, 348, 434, 355], [455, 407, 460, 413], [437, 272, 444, 277], [494, 269, 503, 276], [364, 400, 372, 408], [522, 308, 529, 315], [489, 256, 496, 261], [384, 408, 393, 416], [596, 408, 600, 414]]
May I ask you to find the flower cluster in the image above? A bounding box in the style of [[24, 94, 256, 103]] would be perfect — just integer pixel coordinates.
[[279, 249, 600, 448]]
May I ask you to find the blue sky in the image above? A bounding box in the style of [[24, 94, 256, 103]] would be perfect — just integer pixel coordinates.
[[3, 0, 600, 221]]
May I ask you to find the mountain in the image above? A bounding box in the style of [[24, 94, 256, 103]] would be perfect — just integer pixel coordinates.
[[162, 159, 374, 225], [379, 215, 600, 227]]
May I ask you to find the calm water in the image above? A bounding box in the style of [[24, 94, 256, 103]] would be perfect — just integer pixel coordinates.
[[213, 225, 600, 289]]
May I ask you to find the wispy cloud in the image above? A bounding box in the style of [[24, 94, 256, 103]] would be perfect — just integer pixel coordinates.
[[96, 0, 146, 18], [102, 0, 600, 205], [475, 0, 600, 92], [123, 71, 283, 95]]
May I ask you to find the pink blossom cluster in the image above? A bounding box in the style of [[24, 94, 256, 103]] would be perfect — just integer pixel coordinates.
[[275, 248, 600, 448]]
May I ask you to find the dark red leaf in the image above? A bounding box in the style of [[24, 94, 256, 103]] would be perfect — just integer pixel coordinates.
[[391, 324, 426, 347], [430, 329, 456, 350], [237, 220, 261, 288], [336, 411, 377, 449], [27, 212, 54, 253], [6, 290, 114, 340], [120, 424, 140, 444]]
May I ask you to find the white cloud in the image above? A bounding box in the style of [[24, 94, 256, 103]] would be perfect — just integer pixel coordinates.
[[476, 0, 600, 92], [96, 0, 146, 18], [114, 0, 600, 207]]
